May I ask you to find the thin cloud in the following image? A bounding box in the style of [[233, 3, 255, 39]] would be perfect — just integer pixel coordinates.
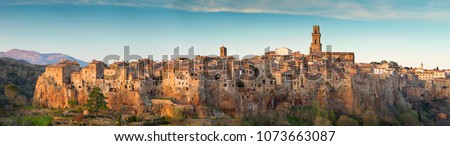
[[1, 0, 449, 20]]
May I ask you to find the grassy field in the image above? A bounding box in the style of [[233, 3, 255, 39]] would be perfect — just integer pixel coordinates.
[[17, 115, 53, 126]]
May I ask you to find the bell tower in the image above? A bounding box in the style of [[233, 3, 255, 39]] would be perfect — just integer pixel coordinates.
[[220, 46, 227, 57], [310, 25, 322, 53]]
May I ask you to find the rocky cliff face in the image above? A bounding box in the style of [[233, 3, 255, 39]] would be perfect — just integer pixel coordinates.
[[185, 73, 413, 120], [33, 75, 148, 114], [34, 70, 437, 122], [34, 76, 75, 109]]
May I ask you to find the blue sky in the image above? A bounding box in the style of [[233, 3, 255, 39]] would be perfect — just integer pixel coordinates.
[[0, 0, 450, 69]]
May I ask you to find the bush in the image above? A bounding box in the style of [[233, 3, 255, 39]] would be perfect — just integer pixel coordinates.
[[165, 108, 184, 123], [314, 117, 332, 126], [143, 117, 169, 126], [236, 80, 245, 87], [362, 109, 379, 126], [68, 99, 78, 107], [127, 116, 140, 123], [241, 112, 281, 126], [286, 101, 336, 126], [336, 115, 358, 126], [285, 106, 314, 126], [399, 110, 421, 126], [4, 84, 19, 106]]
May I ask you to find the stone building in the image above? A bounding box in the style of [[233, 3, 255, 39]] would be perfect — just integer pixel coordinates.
[[275, 47, 292, 56], [44, 59, 80, 86], [80, 60, 106, 88], [416, 70, 446, 80]]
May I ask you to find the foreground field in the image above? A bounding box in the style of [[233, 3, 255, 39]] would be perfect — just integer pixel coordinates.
[[0, 107, 242, 126]]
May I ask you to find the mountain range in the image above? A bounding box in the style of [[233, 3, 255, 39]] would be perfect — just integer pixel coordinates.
[[0, 49, 87, 66]]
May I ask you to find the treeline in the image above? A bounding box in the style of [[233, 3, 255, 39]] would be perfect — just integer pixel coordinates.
[[0, 58, 45, 106], [240, 100, 448, 126]]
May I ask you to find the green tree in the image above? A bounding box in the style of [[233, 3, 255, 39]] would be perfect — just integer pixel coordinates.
[[336, 115, 358, 126], [4, 84, 19, 107], [236, 80, 245, 87], [286, 101, 337, 126], [399, 110, 421, 126], [362, 109, 379, 126], [285, 106, 315, 126], [86, 87, 108, 116], [388, 61, 399, 68]]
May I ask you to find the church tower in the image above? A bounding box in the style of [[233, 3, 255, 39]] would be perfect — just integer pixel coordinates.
[[310, 25, 322, 53], [220, 46, 227, 57]]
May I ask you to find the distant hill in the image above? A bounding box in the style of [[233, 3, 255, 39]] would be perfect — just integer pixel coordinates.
[[0, 58, 45, 100], [0, 49, 87, 66]]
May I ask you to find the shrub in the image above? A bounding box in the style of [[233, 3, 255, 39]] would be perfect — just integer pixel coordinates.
[[399, 110, 421, 126], [362, 109, 379, 126], [127, 116, 140, 123], [143, 117, 169, 126], [336, 115, 358, 126], [286, 101, 336, 126], [314, 117, 332, 126], [68, 99, 78, 107], [165, 108, 184, 122], [285, 106, 314, 126], [241, 112, 281, 126], [236, 80, 245, 87], [4, 84, 19, 106]]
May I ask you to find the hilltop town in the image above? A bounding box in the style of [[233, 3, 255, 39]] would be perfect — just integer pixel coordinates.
[[31, 26, 449, 126]]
